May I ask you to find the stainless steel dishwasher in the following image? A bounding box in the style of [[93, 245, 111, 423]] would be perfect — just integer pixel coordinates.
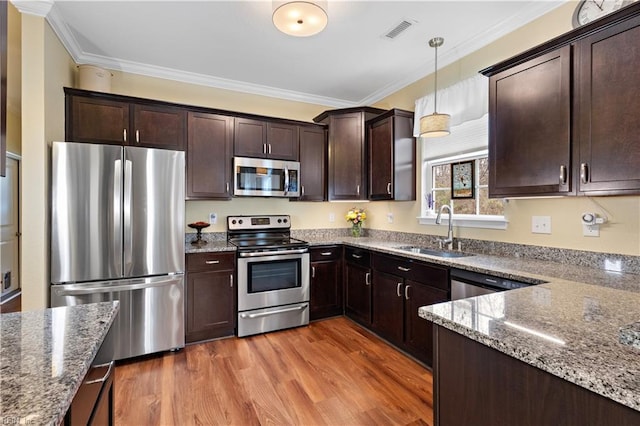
[[450, 268, 533, 300]]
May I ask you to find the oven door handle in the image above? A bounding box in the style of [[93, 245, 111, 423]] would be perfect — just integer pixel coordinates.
[[240, 304, 308, 319], [238, 248, 308, 257]]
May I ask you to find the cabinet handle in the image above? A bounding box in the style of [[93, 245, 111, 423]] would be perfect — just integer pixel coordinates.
[[320, 251, 333, 256], [396, 282, 402, 297], [397, 266, 410, 272], [356, 185, 360, 196], [230, 274, 233, 288], [84, 361, 114, 385], [205, 260, 220, 265], [580, 163, 589, 184], [365, 272, 371, 286], [387, 182, 392, 195], [352, 253, 363, 259], [301, 185, 305, 197], [123, 129, 127, 142], [559, 165, 567, 185], [263, 143, 267, 154], [405, 284, 411, 300], [135, 130, 140, 143], [268, 144, 272, 154], [226, 182, 230, 193], [312, 266, 316, 278]]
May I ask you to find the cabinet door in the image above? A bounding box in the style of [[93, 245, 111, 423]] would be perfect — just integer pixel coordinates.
[[234, 117, 267, 158], [267, 122, 299, 160], [186, 270, 235, 342], [68, 95, 129, 145], [298, 125, 326, 201], [489, 45, 572, 197], [371, 270, 404, 346], [328, 113, 366, 200], [132, 104, 186, 150], [404, 279, 448, 366], [310, 259, 343, 320], [344, 262, 371, 325], [578, 15, 640, 195], [186, 112, 233, 199], [368, 116, 393, 200]]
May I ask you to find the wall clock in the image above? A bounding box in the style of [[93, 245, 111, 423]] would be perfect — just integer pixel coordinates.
[[572, 0, 630, 27]]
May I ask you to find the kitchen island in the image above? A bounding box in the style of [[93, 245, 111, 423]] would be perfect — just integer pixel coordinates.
[[0, 302, 119, 425]]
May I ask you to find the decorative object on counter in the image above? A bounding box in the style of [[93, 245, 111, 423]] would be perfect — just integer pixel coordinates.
[[272, 0, 328, 37], [346, 207, 367, 237], [451, 160, 475, 199], [420, 37, 450, 138], [188, 221, 210, 245]]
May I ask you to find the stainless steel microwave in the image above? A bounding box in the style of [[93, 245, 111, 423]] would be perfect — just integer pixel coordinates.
[[233, 156, 300, 197]]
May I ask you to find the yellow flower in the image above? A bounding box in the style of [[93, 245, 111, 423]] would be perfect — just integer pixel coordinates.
[[346, 208, 366, 225]]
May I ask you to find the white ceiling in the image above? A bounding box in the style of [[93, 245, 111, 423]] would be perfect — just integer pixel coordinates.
[[44, 0, 568, 108]]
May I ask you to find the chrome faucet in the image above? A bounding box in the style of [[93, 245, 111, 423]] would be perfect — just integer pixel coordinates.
[[435, 204, 454, 250]]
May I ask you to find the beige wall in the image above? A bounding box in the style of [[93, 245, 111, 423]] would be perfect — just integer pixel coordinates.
[[19, 2, 640, 308], [6, 3, 21, 154]]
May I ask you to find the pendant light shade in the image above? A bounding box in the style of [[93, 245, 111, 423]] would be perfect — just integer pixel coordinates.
[[273, 1, 328, 37], [420, 37, 450, 138]]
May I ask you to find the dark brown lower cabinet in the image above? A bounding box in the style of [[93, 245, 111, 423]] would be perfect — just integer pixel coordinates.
[[344, 247, 372, 326], [186, 252, 236, 343], [433, 325, 640, 426], [372, 270, 404, 344], [310, 246, 343, 320]]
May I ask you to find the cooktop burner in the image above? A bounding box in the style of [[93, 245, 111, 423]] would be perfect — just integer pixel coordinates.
[[227, 215, 308, 251]]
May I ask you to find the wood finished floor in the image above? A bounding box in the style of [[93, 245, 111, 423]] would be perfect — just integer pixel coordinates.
[[115, 317, 434, 425]]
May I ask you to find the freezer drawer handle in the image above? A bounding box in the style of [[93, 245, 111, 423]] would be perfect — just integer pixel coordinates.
[[239, 304, 308, 319], [54, 277, 181, 295], [84, 361, 114, 385]]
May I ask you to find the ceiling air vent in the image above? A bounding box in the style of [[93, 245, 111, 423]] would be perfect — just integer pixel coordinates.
[[383, 19, 417, 40]]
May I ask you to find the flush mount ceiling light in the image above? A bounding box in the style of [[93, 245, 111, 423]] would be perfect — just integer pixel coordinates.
[[272, 1, 328, 37], [420, 37, 451, 138]]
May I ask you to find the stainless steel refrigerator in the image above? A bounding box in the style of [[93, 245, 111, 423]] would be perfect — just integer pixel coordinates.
[[50, 141, 185, 360]]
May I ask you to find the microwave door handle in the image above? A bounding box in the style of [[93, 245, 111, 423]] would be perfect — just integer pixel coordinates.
[[284, 165, 290, 195]]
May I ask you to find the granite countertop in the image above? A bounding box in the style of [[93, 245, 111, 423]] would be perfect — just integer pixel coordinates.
[[0, 302, 120, 425]]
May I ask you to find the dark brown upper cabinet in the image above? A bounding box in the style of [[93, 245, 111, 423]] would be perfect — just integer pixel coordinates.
[[234, 117, 299, 161], [481, 2, 640, 198], [366, 109, 416, 201], [314, 107, 386, 201], [186, 112, 233, 200], [65, 88, 186, 151], [297, 125, 327, 201]]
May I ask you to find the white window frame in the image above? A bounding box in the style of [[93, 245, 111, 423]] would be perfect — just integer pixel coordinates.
[[418, 150, 508, 230]]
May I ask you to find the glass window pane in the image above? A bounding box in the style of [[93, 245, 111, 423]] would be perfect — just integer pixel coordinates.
[[478, 157, 489, 186], [452, 198, 475, 215], [433, 164, 451, 189], [434, 189, 451, 210], [479, 187, 504, 215]]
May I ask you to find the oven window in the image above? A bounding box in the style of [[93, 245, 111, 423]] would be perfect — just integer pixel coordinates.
[[248, 259, 301, 293]]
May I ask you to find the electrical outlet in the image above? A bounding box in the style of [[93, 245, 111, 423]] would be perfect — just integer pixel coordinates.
[[583, 224, 600, 237], [209, 212, 217, 225], [531, 216, 551, 234], [329, 213, 335, 223], [387, 212, 394, 223]]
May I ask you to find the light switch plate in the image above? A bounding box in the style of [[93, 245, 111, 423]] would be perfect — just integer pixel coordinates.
[[329, 213, 335, 223], [387, 212, 394, 223], [531, 216, 551, 234]]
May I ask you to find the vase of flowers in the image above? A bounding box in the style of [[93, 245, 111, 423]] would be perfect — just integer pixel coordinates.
[[345, 207, 366, 238]]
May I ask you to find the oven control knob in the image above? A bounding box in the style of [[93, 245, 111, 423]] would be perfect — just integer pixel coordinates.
[[231, 219, 237, 225], [239, 219, 244, 225], [277, 219, 282, 223], [283, 218, 288, 223]]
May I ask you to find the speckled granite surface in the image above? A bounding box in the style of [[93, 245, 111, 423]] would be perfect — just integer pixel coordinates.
[[0, 302, 119, 425], [620, 322, 640, 350]]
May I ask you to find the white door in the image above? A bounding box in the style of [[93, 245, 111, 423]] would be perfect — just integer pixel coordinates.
[[0, 156, 20, 295]]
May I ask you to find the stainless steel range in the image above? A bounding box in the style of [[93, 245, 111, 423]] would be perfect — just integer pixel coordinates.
[[228, 215, 310, 337]]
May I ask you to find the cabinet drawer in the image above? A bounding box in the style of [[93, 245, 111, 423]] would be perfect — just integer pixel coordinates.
[[373, 253, 448, 291], [344, 247, 370, 267], [187, 252, 235, 272], [310, 246, 341, 261]]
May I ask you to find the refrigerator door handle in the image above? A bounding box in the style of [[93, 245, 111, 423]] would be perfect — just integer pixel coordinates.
[[123, 159, 133, 273], [53, 276, 182, 296], [113, 159, 123, 274]]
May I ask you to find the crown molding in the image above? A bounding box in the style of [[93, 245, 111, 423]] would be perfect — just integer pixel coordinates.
[[11, 0, 54, 17], [45, 3, 83, 62]]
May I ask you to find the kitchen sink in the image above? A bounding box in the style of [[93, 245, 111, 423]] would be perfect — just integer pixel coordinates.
[[395, 246, 475, 258]]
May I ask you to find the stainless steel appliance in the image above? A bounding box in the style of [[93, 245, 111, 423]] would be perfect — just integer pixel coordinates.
[[233, 156, 300, 197], [50, 141, 185, 360], [450, 268, 533, 300], [228, 215, 309, 337]]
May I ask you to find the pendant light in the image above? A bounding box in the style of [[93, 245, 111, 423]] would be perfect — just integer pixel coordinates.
[[272, 1, 328, 37], [420, 37, 451, 138]]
